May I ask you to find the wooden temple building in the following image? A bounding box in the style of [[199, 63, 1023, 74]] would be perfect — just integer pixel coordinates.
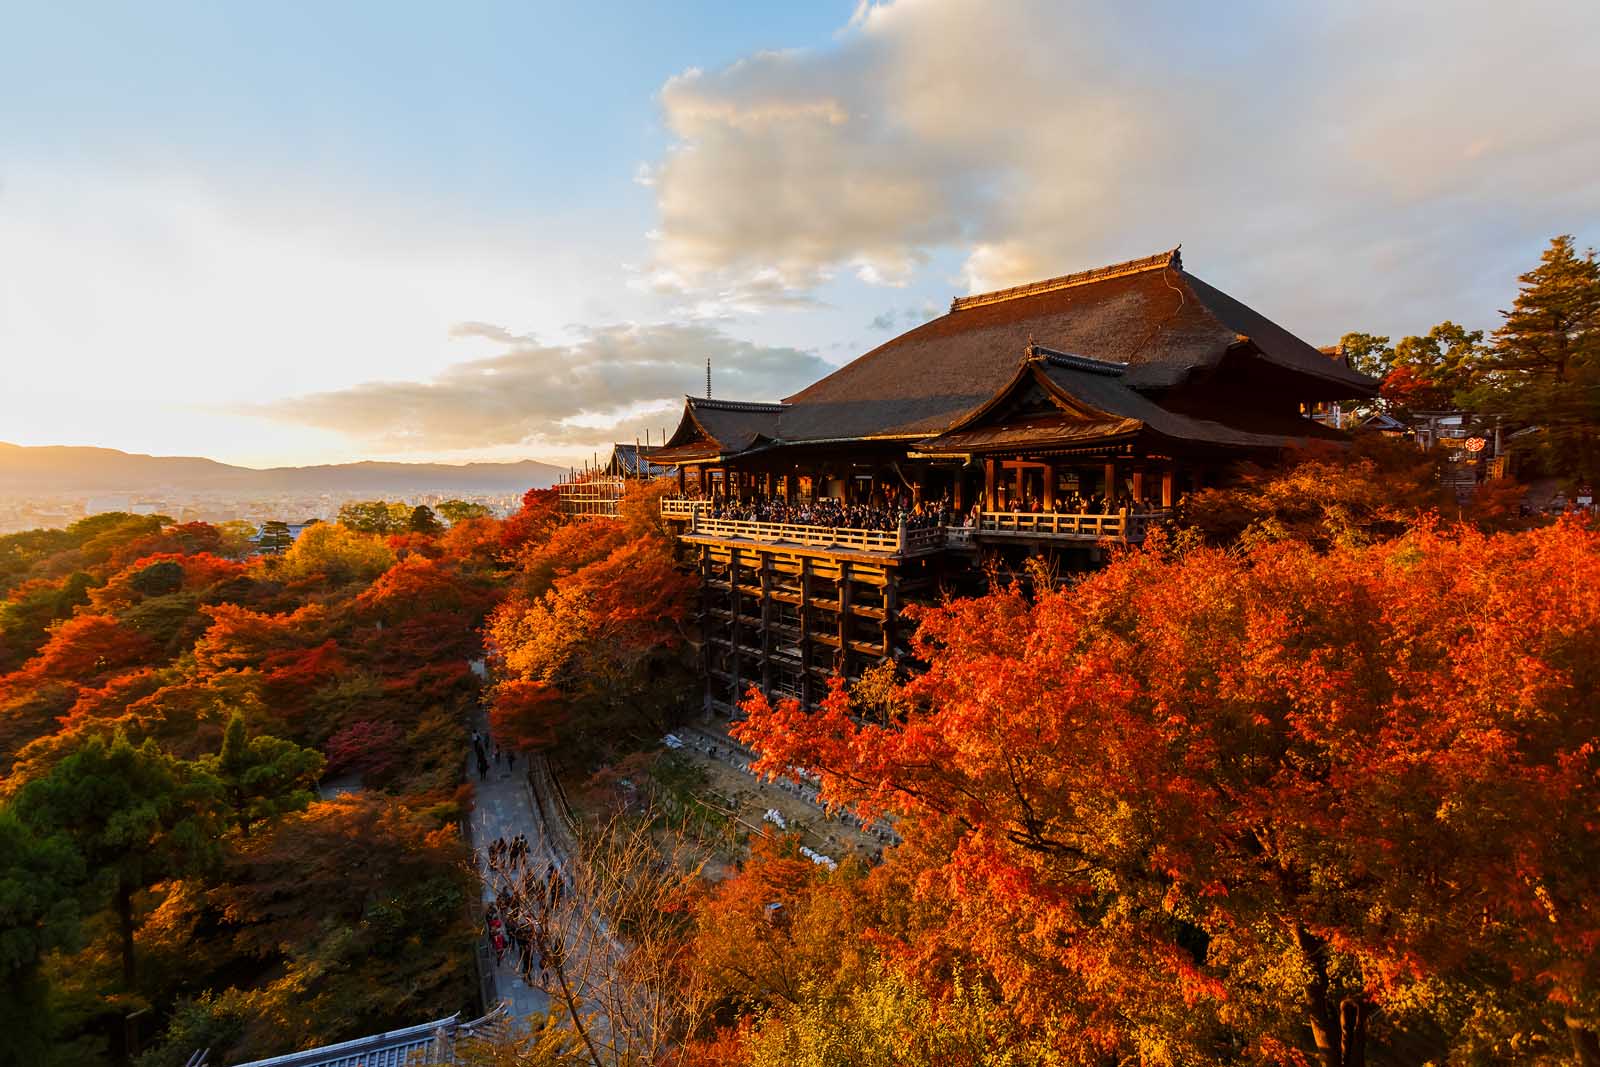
[[648, 249, 1378, 713]]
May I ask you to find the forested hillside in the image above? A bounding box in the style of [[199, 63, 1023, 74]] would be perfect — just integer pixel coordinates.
[[0, 507, 517, 1063]]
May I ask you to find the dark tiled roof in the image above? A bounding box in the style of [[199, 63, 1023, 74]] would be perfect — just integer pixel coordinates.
[[607, 443, 675, 477], [920, 348, 1339, 454], [774, 249, 1375, 445], [653, 396, 785, 462]]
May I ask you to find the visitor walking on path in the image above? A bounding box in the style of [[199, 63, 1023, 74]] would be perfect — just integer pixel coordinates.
[[466, 712, 553, 1028]]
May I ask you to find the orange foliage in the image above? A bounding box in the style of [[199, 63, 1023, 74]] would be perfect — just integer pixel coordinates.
[[11, 613, 157, 690], [89, 552, 248, 612], [356, 555, 479, 620], [192, 603, 329, 673], [736, 521, 1600, 1060], [498, 486, 562, 553], [488, 678, 568, 751]]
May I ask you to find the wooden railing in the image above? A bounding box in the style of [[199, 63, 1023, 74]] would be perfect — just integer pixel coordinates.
[[690, 514, 906, 553], [662, 498, 1169, 552], [975, 508, 1170, 540], [660, 496, 699, 519]]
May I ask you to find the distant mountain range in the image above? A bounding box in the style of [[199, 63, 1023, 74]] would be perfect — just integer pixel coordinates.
[[0, 443, 565, 496]]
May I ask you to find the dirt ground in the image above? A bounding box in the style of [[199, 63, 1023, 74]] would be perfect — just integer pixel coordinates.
[[670, 726, 894, 870]]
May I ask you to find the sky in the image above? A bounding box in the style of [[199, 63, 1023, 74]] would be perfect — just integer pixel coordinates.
[[2, 0, 1598, 468]]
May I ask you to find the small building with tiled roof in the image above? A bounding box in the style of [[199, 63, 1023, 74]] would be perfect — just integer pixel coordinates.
[[605, 442, 676, 479]]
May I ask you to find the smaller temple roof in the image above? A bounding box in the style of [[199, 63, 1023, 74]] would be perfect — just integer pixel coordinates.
[[606, 442, 675, 477], [652, 396, 786, 464], [919, 345, 1342, 454]]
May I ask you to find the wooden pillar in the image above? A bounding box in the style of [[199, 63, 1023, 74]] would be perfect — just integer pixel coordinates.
[[1042, 462, 1056, 511], [759, 551, 773, 691], [883, 569, 898, 658], [677, 465, 686, 494], [764, 471, 776, 498], [1103, 460, 1118, 501], [699, 546, 713, 715], [1161, 465, 1176, 508], [729, 548, 742, 705], [1014, 464, 1025, 508], [953, 470, 964, 511], [837, 562, 852, 681], [798, 557, 814, 707], [984, 459, 998, 511], [783, 473, 796, 501], [1131, 469, 1145, 506]]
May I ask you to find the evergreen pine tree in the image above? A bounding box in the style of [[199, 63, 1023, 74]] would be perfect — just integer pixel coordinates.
[[14, 734, 223, 991], [1488, 235, 1600, 482], [203, 712, 324, 836]]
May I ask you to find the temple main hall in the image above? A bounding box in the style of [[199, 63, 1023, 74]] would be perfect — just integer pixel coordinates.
[[639, 248, 1378, 713]]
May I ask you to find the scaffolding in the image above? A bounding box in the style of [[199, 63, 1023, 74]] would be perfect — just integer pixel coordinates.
[[555, 474, 626, 519]]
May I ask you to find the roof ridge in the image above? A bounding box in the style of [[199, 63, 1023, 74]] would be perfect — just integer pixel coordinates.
[[687, 397, 787, 412], [1027, 344, 1129, 377], [950, 247, 1182, 313]]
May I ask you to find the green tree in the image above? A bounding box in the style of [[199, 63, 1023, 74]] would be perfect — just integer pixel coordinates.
[[336, 500, 409, 534], [199, 713, 324, 837], [214, 519, 259, 557], [274, 522, 395, 584], [1482, 235, 1600, 482], [407, 504, 443, 535], [436, 499, 491, 524], [1338, 331, 1395, 379], [256, 521, 294, 553], [1383, 321, 1488, 413], [0, 807, 84, 1066], [14, 734, 222, 991]]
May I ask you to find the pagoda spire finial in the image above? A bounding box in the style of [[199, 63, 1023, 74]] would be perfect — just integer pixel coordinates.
[[706, 357, 712, 399]]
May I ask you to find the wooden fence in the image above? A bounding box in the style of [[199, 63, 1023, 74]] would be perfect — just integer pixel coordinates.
[[661, 498, 1168, 552]]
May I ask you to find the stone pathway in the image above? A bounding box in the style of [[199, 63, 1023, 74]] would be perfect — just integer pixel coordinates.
[[465, 724, 550, 1028]]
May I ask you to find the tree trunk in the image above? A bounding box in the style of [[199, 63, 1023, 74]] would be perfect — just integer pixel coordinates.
[[116, 877, 136, 991], [1568, 1017, 1600, 1067], [1339, 998, 1368, 1067], [1294, 924, 1370, 1067]]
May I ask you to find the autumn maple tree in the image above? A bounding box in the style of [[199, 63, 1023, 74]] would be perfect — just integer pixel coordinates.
[[735, 521, 1600, 1066]]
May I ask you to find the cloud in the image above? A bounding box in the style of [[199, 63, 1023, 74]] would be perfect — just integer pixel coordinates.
[[448, 321, 537, 345], [870, 301, 941, 331], [249, 321, 830, 451], [645, 0, 1600, 336]]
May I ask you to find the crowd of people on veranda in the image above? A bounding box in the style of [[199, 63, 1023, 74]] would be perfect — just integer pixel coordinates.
[[687, 487, 1172, 532]]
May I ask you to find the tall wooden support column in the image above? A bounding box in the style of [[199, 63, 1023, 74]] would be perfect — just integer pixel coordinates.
[[677, 465, 686, 494], [1014, 464, 1025, 506], [783, 473, 796, 501], [984, 459, 998, 510], [1162, 466, 1176, 507], [1131, 469, 1145, 505], [764, 472, 776, 498], [728, 548, 743, 706], [699, 545, 713, 715], [758, 551, 774, 691], [1042, 463, 1056, 510], [798, 558, 814, 707], [1103, 460, 1119, 501], [883, 569, 899, 659], [837, 562, 852, 681]]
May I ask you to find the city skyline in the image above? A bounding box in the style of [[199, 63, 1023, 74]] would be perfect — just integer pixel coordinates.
[[4, 0, 1598, 467]]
